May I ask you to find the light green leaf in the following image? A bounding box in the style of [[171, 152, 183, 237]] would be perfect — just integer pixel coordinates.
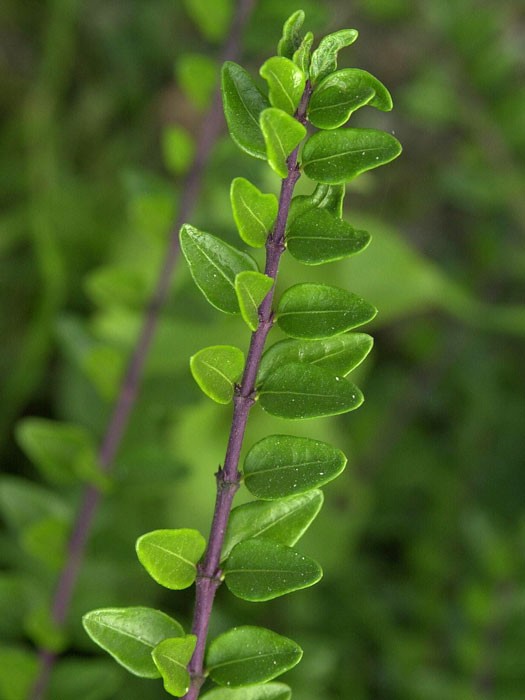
[[235, 272, 274, 331], [230, 178, 278, 248], [243, 435, 346, 499], [259, 363, 364, 419], [176, 53, 217, 110], [207, 626, 302, 687], [201, 684, 292, 700], [162, 126, 195, 175], [308, 68, 392, 129], [287, 208, 370, 264], [222, 490, 323, 559], [277, 10, 305, 58], [258, 333, 374, 384], [277, 283, 377, 339], [183, 0, 233, 42], [260, 56, 305, 115], [20, 516, 68, 570], [136, 529, 206, 590], [152, 635, 197, 697], [82, 607, 184, 678], [190, 345, 245, 404], [302, 128, 402, 184], [288, 183, 345, 227], [24, 603, 67, 653], [310, 29, 359, 84], [293, 31, 314, 76], [180, 224, 258, 313], [221, 62, 270, 159], [224, 539, 322, 601], [0, 646, 38, 700], [260, 108, 306, 178]]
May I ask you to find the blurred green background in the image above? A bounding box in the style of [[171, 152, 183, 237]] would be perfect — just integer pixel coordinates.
[[1, 0, 525, 698]]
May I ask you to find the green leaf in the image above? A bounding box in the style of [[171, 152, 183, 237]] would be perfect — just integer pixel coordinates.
[[224, 539, 322, 601], [310, 29, 359, 84], [82, 607, 184, 678], [180, 224, 258, 313], [277, 283, 377, 339], [176, 53, 217, 110], [230, 178, 278, 248], [183, 0, 233, 42], [0, 646, 38, 700], [15, 418, 96, 485], [288, 183, 345, 227], [243, 435, 347, 499], [48, 658, 123, 700], [277, 10, 305, 58], [260, 108, 306, 178], [222, 490, 323, 559], [287, 208, 370, 264], [0, 476, 69, 532], [308, 68, 393, 129], [207, 626, 302, 687], [259, 363, 364, 419], [258, 333, 374, 384], [162, 126, 195, 175], [152, 635, 197, 697], [221, 62, 270, 159], [201, 684, 292, 700], [235, 272, 274, 331], [293, 31, 314, 76], [24, 603, 67, 653], [136, 529, 206, 590], [20, 516, 68, 570], [302, 128, 402, 184], [260, 56, 305, 115], [190, 345, 245, 404]]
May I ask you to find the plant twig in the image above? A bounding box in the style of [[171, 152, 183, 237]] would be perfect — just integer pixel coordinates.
[[30, 2, 257, 698], [183, 81, 313, 700]]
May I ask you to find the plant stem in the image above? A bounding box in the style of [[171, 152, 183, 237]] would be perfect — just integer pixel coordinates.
[[29, 2, 256, 698], [184, 82, 313, 700]]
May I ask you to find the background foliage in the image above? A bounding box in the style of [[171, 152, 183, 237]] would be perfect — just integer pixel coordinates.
[[1, 0, 524, 698]]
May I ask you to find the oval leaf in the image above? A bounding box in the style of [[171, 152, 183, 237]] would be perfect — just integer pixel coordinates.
[[230, 177, 278, 248], [287, 208, 370, 265], [260, 56, 305, 115], [207, 626, 302, 687], [136, 529, 206, 590], [201, 683, 292, 700], [310, 29, 359, 84], [82, 607, 183, 678], [190, 345, 245, 404], [222, 490, 324, 559], [258, 333, 374, 384], [259, 362, 364, 419], [180, 224, 257, 313], [244, 435, 346, 499], [302, 128, 402, 184], [308, 68, 393, 129], [277, 283, 377, 339], [224, 539, 322, 601], [277, 10, 305, 58], [152, 635, 197, 697], [260, 108, 306, 178], [221, 62, 270, 159], [235, 272, 274, 331]]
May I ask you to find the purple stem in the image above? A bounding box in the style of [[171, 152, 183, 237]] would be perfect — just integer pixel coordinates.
[[30, 2, 256, 698], [183, 82, 313, 700]]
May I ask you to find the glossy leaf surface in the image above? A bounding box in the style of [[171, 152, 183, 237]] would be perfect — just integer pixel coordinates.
[[308, 68, 393, 129], [190, 345, 245, 404], [82, 607, 183, 678], [293, 31, 314, 76], [277, 283, 377, 339], [222, 490, 323, 559], [201, 683, 292, 700], [180, 224, 257, 313], [288, 183, 345, 226], [287, 208, 370, 264], [259, 363, 364, 419], [207, 626, 302, 687], [244, 434, 347, 499], [260, 56, 305, 115], [302, 128, 402, 184], [277, 10, 305, 58], [152, 635, 197, 697], [260, 108, 306, 178], [258, 333, 374, 383], [310, 29, 359, 84], [230, 177, 278, 248], [221, 62, 270, 159], [224, 539, 322, 601], [235, 272, 274, 331], [136, 529, 206, 589]]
